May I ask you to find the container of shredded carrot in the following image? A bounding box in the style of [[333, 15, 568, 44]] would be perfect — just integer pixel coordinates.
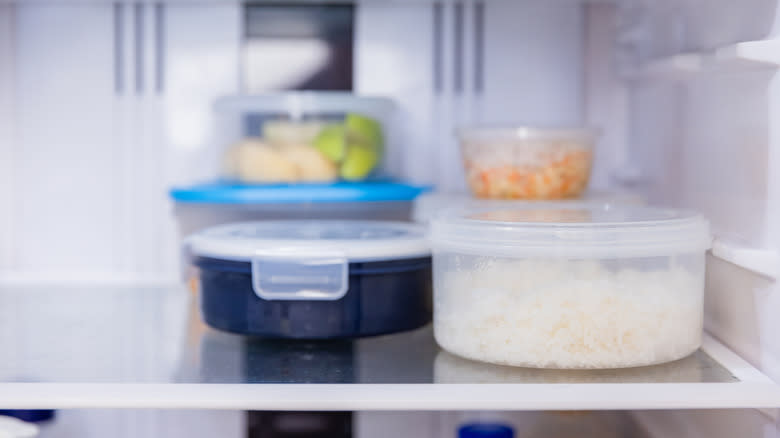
[[458, 127, 597, 199]]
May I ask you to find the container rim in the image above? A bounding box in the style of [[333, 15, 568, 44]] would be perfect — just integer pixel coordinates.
[[187, 220, 431, 262], [456, 126, 599, 142], [213, 92, 396, 114], [430, 204, 712, 258]]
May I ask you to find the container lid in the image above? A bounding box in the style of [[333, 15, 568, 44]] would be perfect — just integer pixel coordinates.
[[457, 126, 597, 142], [187, 221, 430, 301], [214, 92, 394, 115], [170, 181, 430, 204], [431, 204, 711, 258], [458, 424, 514, 438], [412, 191, 644, 224]]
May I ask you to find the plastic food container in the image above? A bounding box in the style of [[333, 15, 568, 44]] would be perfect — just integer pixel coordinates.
[[458, 127, 597, 199], [171, 181, 429, 240], [215, 93, 394, 183], [187, 221, 432, 339], [431, 205, 711, 369]]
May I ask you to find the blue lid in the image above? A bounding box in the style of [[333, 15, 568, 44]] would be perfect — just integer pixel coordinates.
[[170, 181, 431, 204], [458, 424, 514, 438]]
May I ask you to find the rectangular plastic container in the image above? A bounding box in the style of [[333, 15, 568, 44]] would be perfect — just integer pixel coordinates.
[[186, 221, 432, 339], [430, 205, 711, 369], [215, 92, 394, 183]]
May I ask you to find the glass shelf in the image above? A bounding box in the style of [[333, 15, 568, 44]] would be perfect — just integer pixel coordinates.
[[0, 284, 776, 410]]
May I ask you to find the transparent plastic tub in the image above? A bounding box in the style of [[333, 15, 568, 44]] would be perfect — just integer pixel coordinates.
[[458, 127, 597, 199], [430, 205, 711, 369], [215, 93, 395, 183]]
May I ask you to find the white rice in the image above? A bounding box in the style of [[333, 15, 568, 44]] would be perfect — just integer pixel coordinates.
[[434, 258, 703, 369]]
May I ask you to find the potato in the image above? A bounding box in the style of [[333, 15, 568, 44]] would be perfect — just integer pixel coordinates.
[[233, 139, 299, 183], [279, 143, 338, 182]]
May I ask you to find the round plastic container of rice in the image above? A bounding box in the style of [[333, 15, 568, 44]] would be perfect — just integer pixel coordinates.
[[430, 204, 711, 369]]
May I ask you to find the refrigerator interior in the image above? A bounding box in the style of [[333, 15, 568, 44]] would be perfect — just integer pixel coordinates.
[[1, 0, 780, 436]]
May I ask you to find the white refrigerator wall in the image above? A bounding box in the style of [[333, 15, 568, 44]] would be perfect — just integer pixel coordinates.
[[621, 0, 780, 384], [0, 0, 588, 281]]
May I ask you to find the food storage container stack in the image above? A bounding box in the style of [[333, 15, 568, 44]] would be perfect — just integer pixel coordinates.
[[171, 92, 429, 247], [186, 220, 432, 339], [430, 204, 711, 369]]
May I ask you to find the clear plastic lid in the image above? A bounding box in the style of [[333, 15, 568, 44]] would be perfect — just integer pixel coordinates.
[[188, 221, 429, 301], [213, 92, 394, 116], [431, 204, 711, 258], [412, 191, 644, 224], [188, 220, 429, 261], [457, 126, 598, 143]]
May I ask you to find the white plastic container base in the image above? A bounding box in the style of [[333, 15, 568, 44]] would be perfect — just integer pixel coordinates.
[[430, 205, 711, 369], [0, 416, 38, 438]]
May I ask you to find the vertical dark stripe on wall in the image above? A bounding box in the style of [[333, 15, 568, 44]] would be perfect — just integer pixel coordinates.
[[134, 2, 145, 95], [474, 1, 485, 94], [453, 1, 464, 94], [432, 2, 443, 94], [154, 3, 165, 94], [113, 3, 124, 95]]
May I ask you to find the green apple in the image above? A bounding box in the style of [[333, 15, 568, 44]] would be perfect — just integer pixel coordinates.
[[340, 143, 379, 181], [313, 125, 347, 163], [345, 113, 383, 152]]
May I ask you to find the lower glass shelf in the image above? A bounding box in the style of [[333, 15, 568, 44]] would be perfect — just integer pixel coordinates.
[[0, 284, 776, 410]]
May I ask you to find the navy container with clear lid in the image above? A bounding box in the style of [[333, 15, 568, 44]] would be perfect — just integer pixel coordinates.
[[187, 220, 432, 339]]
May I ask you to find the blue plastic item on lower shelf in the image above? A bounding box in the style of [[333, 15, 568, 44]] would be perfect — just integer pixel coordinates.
[[0, 409, 55, 423], [170, 180, 431, 204], [458, 424, 514, 438]]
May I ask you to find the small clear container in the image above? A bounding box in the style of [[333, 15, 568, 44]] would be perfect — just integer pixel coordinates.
[[186, 220, 432, 339], [458, 127, 597, 200], [215, 92, 395, 183], [430, 204, 711, 369]]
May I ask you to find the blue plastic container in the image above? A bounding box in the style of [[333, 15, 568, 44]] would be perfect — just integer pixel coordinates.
[[0, 410, 55, 423], [188, 221, 432, 339], [458, 424, 514, 438]]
